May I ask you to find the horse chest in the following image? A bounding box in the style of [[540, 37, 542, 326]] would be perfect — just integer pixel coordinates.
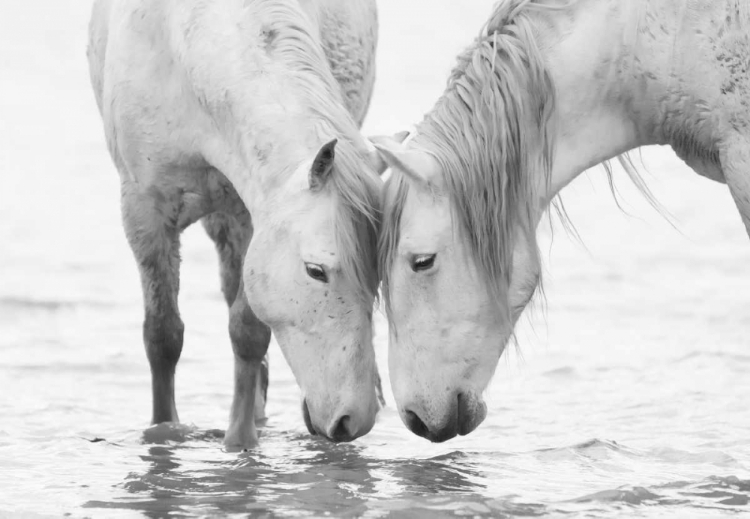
[[139, 166, 248, 231]]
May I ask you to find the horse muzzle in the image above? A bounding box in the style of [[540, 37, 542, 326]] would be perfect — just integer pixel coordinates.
[[401, 391, 487, 443], [302, 398, 376, 443]]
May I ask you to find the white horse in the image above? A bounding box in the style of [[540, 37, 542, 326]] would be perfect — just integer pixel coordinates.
[[88, 0, 389, 449], [374, 0, 750, 442]]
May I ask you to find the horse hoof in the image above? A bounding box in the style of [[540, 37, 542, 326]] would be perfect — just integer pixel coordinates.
[[142, 422, 196, 444], [223, 427, 260, 452], [223, 436, 259, 452]]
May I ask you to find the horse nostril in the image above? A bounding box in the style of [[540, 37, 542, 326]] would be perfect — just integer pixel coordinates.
[[456, 392, 466, 430], [329, 415, 353, 442], [404, 409, 429, 439], [302, 399, 315, 436], [456, 391, 487, 436]]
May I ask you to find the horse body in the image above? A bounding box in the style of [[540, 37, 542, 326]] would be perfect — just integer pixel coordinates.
[[88, 0, 383, 448], [375, 0, 750, 442], [545, 0, 748, 194]]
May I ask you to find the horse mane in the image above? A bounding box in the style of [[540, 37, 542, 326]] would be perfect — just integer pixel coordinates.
[[261, 0, 382, 302], [381, 0, 560, 320]]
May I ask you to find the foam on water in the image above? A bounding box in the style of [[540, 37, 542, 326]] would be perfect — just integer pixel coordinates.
[[1, 0, 749, 517]]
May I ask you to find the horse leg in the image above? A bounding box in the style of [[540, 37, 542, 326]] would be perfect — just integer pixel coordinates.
[[721, 136, 750, 238], [203, 212, 271, 449], [225, 278, 271, 449], [121, 182, 184, 425]]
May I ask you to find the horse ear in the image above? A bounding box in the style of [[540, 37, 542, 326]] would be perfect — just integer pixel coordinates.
[[372, 140, 440, 191], [367, 131, 410, 175], [309, 139, 337, 191]]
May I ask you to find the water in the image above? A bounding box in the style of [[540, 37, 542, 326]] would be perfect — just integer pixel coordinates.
[[1, 1, 749, 517]]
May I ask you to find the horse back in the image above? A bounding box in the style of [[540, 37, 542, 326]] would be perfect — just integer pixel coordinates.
[[87, 0, 378, 186]]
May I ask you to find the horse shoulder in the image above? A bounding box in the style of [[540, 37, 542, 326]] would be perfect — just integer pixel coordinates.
[[632, 1, 748, 178], [683, 2, 750, 164]]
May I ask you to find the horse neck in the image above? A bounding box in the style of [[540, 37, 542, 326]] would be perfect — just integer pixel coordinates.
[[222, 93, 357, 216], [188, 1, 364, 218], [534, 0, 648, 211]]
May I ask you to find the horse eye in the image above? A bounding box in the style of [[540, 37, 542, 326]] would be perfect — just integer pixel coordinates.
[[411, 254, 436, 272], [305, 263, 328, 283]]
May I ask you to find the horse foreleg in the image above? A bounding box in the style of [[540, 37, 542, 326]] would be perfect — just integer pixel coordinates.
[[225, 282, 271, 450], [721, 136, 750, 238], [203, 212, 271, 450], [122, 182, 184, 425]]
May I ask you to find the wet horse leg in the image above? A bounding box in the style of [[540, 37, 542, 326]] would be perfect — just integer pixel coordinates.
[[203, 212, 271, 449], [225, 277, 271, 449], [721, 135, 750, 239], [121, 181, 184, 424]]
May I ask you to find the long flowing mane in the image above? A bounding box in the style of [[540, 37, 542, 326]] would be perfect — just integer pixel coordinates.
[[262, 0, 382, 301], [380, 0, 561, 319]]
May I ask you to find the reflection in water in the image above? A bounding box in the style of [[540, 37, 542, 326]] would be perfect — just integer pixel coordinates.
[[82, 432, 499, 517], [85, 442, 277, 517], [80, 429, 750, 517], [387, 452, 485, 495], [73, 430, 750, 517]]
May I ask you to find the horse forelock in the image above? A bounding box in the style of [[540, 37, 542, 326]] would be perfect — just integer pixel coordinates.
[[330, 141, 383, 305], [379, 173, 408, 316], [381, 0, 561, 321], [260, 1, 382, 304]]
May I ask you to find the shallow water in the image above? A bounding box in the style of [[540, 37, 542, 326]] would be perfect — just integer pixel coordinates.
[[1, 0, 749, 517]]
